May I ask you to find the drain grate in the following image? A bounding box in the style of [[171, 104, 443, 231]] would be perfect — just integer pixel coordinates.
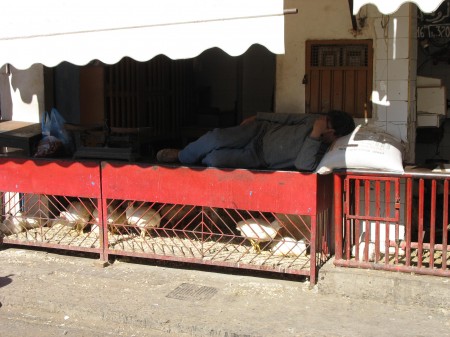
[[166, 282, 218, 301]]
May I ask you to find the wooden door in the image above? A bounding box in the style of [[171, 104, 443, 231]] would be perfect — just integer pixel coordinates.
[[305, 40, 373, 118]]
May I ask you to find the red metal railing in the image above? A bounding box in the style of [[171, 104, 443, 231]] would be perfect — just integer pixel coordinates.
[[101, 163, 334, 284], [334, 169, 449, 277], [0, 158, 104, 258], [0, 159, 333, 284]]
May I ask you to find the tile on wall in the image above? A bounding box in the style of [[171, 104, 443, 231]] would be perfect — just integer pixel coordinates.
[[388, 16, 410, 39], [389, 37, 410, 60], [375, 38, 389, 60], [373, 80, 389, 106], [387, 101, 409, 122], [373, 103, 387, 123], [387, 80, 409, 101], [375, 59, 388, 81], [387, 59, 409, 80], [387, 121, 407, 141], [374, 16, 390, 39]]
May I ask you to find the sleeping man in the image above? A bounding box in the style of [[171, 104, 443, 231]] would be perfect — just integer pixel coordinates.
[[157, 110, 355, 171]]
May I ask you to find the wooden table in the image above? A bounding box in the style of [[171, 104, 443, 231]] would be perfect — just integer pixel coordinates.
[[0, 121, 42, 156]]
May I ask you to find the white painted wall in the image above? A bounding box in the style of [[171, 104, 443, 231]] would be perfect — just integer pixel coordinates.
[[0, 64, 44, 123], [276, 1, 358, 114]]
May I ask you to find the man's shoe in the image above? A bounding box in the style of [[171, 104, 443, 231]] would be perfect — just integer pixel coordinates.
[[156, 148, 180, 163]]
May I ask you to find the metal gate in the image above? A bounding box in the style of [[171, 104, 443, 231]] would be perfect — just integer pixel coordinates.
[[334, 170, 449, 277]]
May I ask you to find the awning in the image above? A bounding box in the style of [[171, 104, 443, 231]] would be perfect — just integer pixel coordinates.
[[353, 0, 445, 14], [0, 0, 287, 70]]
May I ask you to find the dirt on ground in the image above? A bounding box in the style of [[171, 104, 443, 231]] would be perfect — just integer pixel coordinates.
[[0, 246, 449, 337]]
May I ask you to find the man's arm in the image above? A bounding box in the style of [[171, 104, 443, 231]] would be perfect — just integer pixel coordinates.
[[240, 115, 256, 125], [294, 116, 331, 171], [294, 137, 326, 171], [255, 112, 315, 125]]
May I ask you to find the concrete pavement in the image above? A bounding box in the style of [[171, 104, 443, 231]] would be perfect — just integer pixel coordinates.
[[0, 246, 449, 337], [319, 258, 450, 310]]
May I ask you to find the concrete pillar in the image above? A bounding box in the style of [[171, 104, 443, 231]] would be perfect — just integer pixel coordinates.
[[371, 4, 416, 163]]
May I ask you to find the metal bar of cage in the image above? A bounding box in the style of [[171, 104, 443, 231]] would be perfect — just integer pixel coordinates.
[[334, 170, 450, 277], [100, 162, 333, 284], [0, 158, 105, 258], [0, 158, 333, 284]]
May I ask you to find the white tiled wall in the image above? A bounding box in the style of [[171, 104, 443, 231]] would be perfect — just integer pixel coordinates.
[[371, 5, 416, 163]]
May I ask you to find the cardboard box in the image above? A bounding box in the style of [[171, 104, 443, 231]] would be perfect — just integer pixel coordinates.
[[417, 112, 445, 128], [417, 86, 447, 116], [417, 76, 442, 87]]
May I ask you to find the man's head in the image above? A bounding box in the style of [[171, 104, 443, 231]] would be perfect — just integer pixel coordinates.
[[316, 110, 355, 144], [327, 109, 355, 138]]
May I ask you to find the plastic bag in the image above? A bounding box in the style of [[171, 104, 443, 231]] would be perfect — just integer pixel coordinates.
[[37, 108, 73, 156], [50, 108, 71, 149], [34, 135, 64, 158], [41, 111, 52, 137]]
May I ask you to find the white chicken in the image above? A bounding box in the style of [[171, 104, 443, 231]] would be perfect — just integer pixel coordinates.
[[271, 237, 306, 257], [0, 209, 46, 235], [0, 213, 25, 235], [22, 210, 46, 230], [352, 241, 376, 262], [353, 232, 405, 261], [92, 205, 127, 235], [236, 218, 281, 253], [126, 202, 161, 237], [60, 201, 92, 235]]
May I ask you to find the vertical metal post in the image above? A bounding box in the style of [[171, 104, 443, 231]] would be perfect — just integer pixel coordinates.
[[364, 180, 370, 261], [310, 214, 317, 285], [385, 181, 391, 265], [99, 196, 109, 262], [354, 178, 361, 261], [394, 178, 400, 263], [418, 179, 425, 268], [333, 174, 343, 260], [442, 180, 448, 270], [405, 177, 413, 266], [374, 180, 381, 262], [430, 179, 437, 269]]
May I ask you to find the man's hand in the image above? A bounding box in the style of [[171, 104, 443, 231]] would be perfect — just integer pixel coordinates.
[[310, 116, 335, 143], [240, 115, 256, 125]]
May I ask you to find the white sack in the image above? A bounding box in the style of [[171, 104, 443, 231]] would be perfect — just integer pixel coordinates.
[[316, 125, 405, 174]]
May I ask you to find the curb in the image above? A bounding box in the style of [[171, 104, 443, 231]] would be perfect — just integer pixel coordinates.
[[318, 258, 450, 309]]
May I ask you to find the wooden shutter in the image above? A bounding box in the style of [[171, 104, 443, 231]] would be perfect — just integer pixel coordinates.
[[105, 56, 194, 137], [305, 40, 373, 118]]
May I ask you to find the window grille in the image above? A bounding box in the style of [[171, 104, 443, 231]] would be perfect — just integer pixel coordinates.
[[311, 44, 368, 67]]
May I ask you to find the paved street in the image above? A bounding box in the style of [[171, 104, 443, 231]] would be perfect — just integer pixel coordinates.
[[0, 309, 181, 337], [0, 246, 449, 337]]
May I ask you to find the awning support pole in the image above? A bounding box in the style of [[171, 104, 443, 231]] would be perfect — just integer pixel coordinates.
[[284, 8, 298, 15]]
